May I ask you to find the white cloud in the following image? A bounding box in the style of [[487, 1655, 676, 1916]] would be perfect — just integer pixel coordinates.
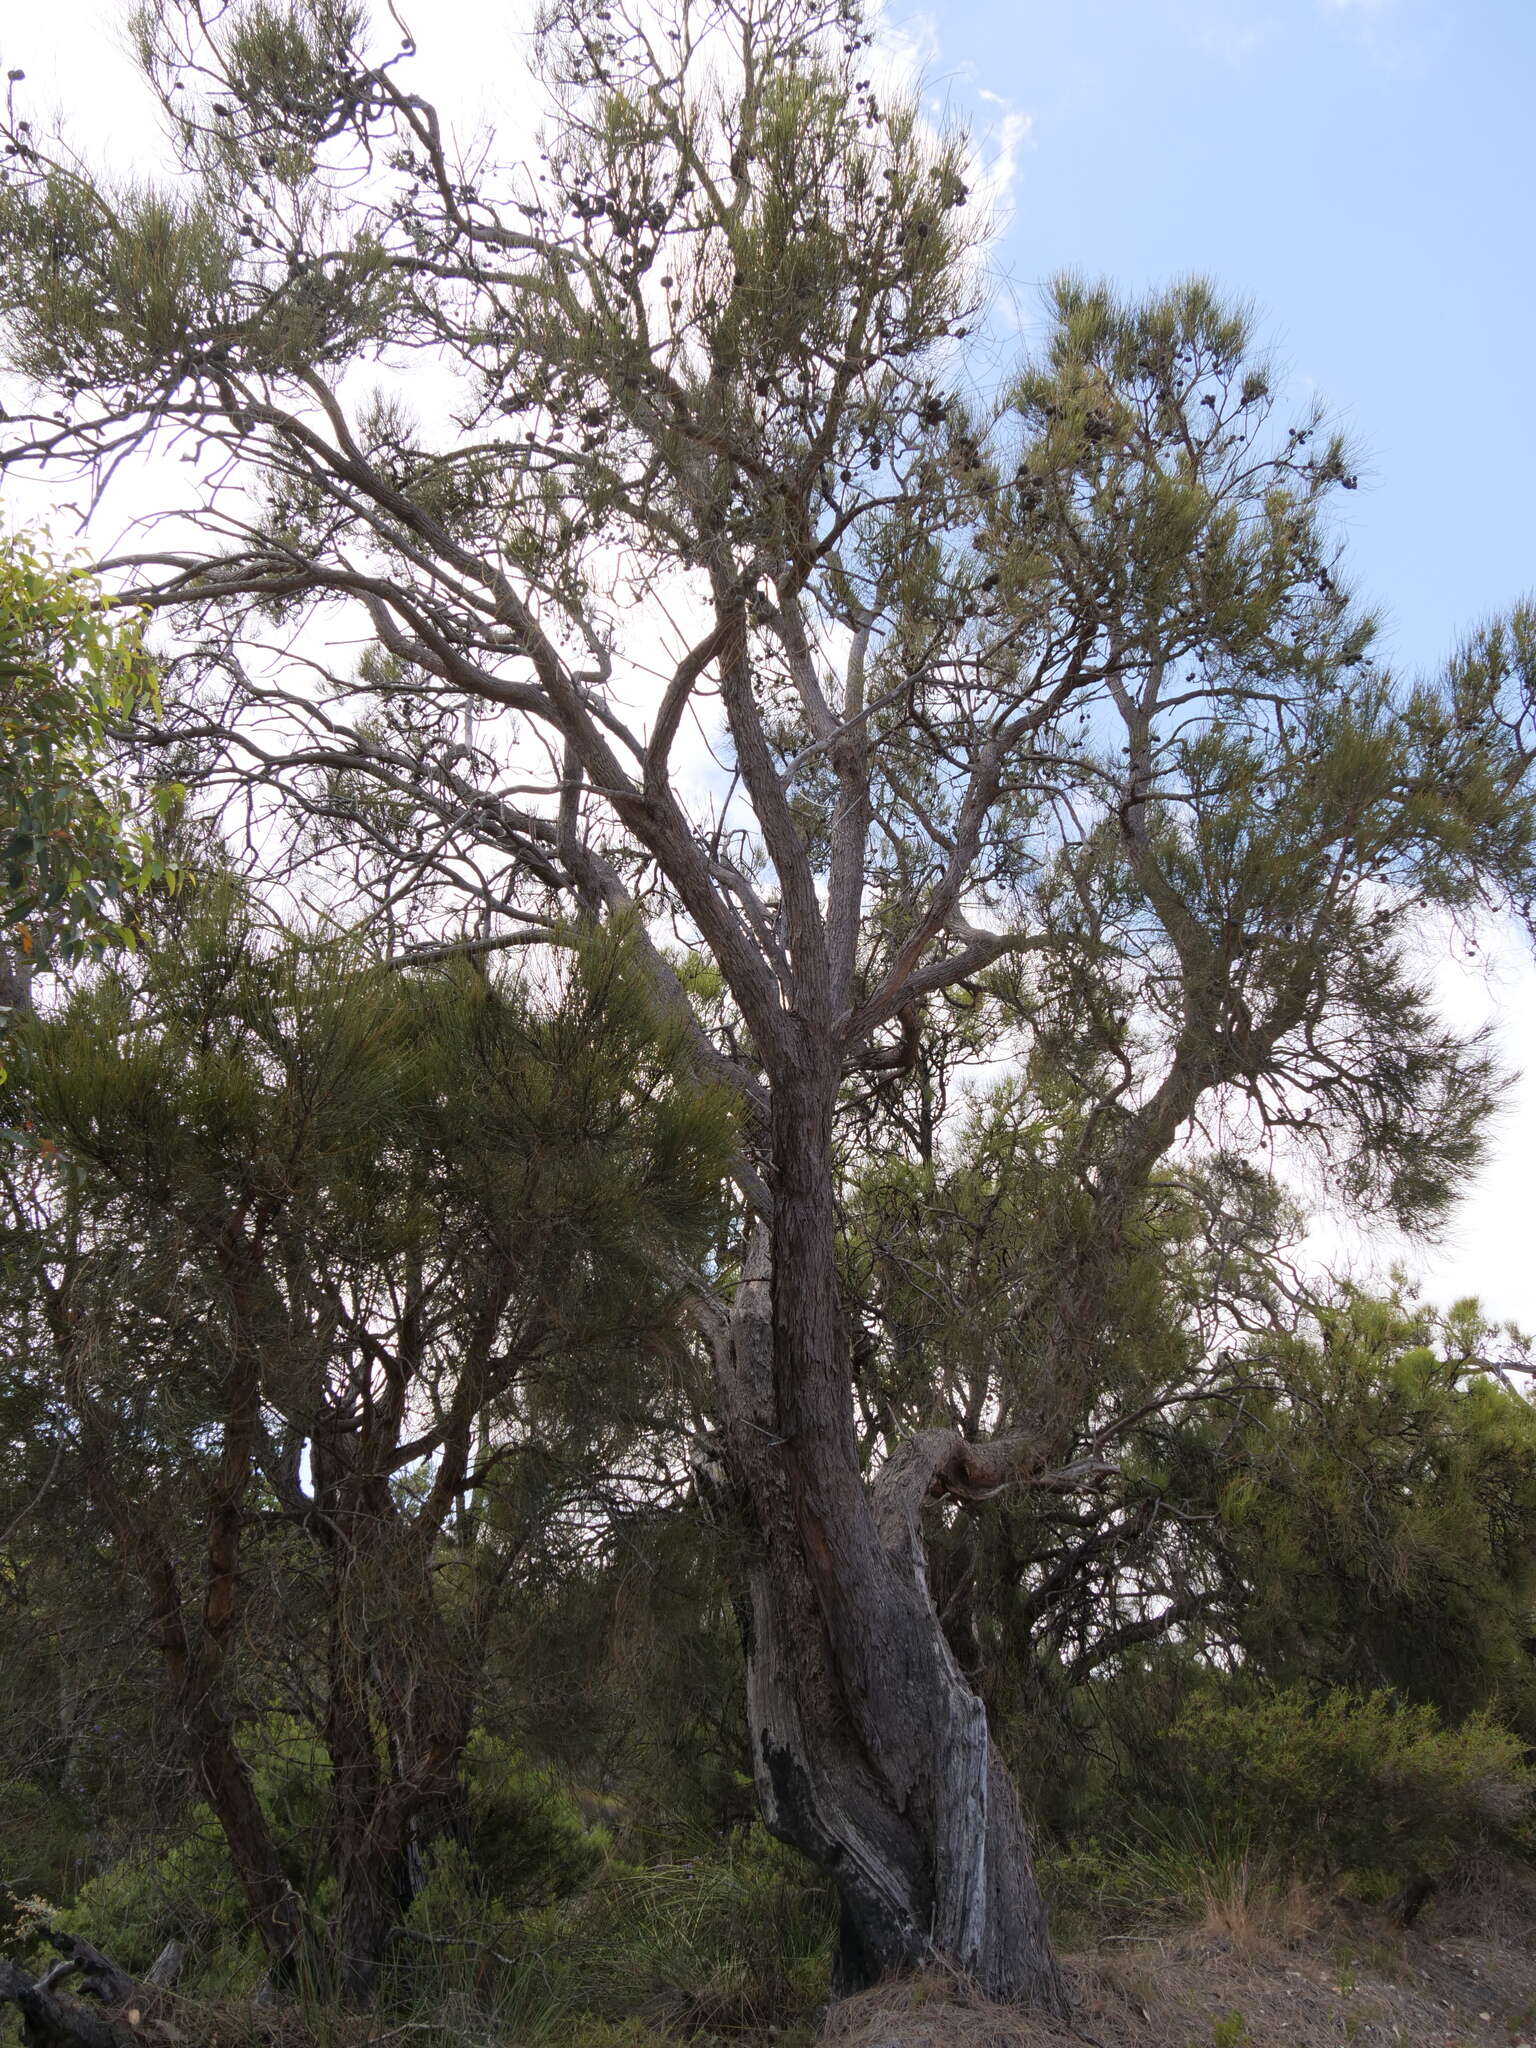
[[1189, 20, 1267, 63], [1168, 0, 1274, 67], [872, 3, 944, 84], [971, 95, 1036, 223], [1313, 0, 1446, 76]]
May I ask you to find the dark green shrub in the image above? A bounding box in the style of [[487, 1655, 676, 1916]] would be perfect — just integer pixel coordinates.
[[535, 1826, 833, 2034], [388, 1823, 830, 2041], [50, 1812, 260, 1983], [463, 1734, 607, 1908], [47, 1726, 609, 1993], [1165, 1686, 1533, 1895], [0, 1778, 87, 1903]]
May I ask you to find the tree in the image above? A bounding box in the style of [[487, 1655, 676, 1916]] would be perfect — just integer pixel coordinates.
[[0, 534, 169, 1021], [835, 1078, 1295, 1732], [840, 1109, 1536, 1826], [0, 880, 730, 2001], [1193, 1290, 1536, 1724], [3, 0, 1535, 2005]]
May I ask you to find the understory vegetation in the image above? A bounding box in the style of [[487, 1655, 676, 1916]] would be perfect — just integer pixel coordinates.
[[5, 1665, 1536, 2044], [4, 990, 1536, 2041]]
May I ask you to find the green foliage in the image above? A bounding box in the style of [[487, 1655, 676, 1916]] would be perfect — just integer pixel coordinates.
[[0, 875, 737, 2006], [52, 1813, 258, 1981], [1403, 605, 1536, 922], [397, 1825, 832, 2042], [0, 1778, 87, 1904], [0, 21, 400, 390], [47, 1727, 622, 1994], [1205, 1292, 1536, 1724], [461, 1735, 606, 1909], [0, 534, 169, 993], [530, 1832, 833, 2036], [964, 1280, 1536, 1850], [1038, 1685, 1534, 1941], [1166, 1687, 1533, 1896], [4, 880, 734, 1424], [844, 1074, 1266, 1439], [968, 275, 1536, 1232], [46, 1719, 328, 1980]]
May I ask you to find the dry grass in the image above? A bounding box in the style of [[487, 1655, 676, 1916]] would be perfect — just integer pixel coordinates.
[[822, 1972, 1077, 2048], [825, 1866, 1536, 2048], [1192, 1860, 1327, 1952], [30, 1863, 1536, 2048]]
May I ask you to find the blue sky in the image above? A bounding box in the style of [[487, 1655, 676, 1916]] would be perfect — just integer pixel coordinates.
[[931, 0, 1534, 678], [918, 0, 1536, 1324]]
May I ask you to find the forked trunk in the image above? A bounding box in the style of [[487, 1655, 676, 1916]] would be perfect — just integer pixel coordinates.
[[324, 1650, 402, 2007], [715, 1061, 1068, 2012], [319, 1490, 480, 2007]]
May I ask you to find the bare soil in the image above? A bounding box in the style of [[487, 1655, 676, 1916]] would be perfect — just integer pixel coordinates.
[[823, 1867, 1536, 2048]]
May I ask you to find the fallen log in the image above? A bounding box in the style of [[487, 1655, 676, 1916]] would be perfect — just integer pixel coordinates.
[[38, 1937, 136, 2011], [0, 1931, 173, 2048], [0, 1959, 135, 2048], [141, 1946, 185, 1993]]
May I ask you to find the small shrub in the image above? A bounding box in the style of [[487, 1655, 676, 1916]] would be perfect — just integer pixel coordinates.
[[0, 1778, 87, 1902], [1166, 1687, 1534, 1897], [391, 1823, 832, 2041], [463, 1734, 607, 1908], [1040, 1808, 1283, 1942], [556, 1828, 833, 2033], [50, 1811, 261, 1983]]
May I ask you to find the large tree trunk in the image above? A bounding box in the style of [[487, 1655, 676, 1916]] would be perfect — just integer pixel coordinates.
[[322, 1651, 477, 2009], [317, 1462, 480, 2008], [714, 1059, 1068, 2012], [323, 1622, 403, 2009]]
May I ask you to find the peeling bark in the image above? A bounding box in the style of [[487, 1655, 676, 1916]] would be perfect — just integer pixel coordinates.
[[712, 1069, 1071, 2014]]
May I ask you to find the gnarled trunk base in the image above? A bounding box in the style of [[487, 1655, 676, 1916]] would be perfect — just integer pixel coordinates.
[[715, 1204, 1068, 2017], [744, 1540, 1068, 2011]]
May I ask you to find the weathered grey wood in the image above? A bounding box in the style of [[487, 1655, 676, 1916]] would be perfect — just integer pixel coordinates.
[[42, 1935, 135, 2009], [0, 1960, 134, 2048], [142, 1943, 186, 1992], [714, 1169, 1071, 2014]]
